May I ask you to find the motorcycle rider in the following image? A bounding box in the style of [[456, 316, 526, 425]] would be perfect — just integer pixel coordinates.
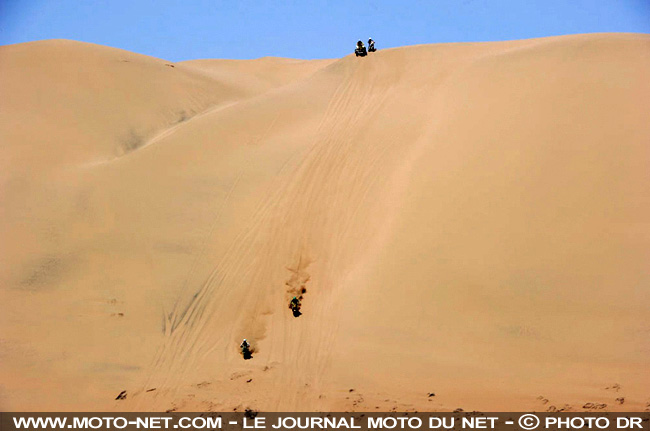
[[289, 296, 301, 309], [368, 38, 376, 52], [355, 40, 367, 57], [240, 338, 250, 350]]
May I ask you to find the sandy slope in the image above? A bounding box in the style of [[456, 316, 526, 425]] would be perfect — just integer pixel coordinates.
[[1, 34, 649, 412], [180, 57, 336, 96]]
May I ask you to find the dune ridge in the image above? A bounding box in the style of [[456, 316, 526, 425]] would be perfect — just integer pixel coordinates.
[[1, 33, 649, 412]]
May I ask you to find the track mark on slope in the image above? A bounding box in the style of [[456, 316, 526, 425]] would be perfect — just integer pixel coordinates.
[[285, 255, 311, 318], [139, 58, 401, 409], [285, 255, 311, 298]]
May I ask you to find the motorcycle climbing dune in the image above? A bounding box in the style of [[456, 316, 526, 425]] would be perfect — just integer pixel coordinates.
[[2, 33, 650, 412], [126, 34, 649, 412], [125, 50, 412, 411], [0, 40, 335, 410], [129, 42, 497, 411]]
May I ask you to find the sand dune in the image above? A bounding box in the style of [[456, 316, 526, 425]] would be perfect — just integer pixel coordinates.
[[1, 33, 649, 412], [180, 57, 336, 96]]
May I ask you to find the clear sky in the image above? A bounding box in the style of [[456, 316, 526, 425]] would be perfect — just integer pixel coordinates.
[[1, 0, 649, 61]]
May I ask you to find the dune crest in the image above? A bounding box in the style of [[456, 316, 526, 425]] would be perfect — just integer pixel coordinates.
[[1, 33, 649, 412]]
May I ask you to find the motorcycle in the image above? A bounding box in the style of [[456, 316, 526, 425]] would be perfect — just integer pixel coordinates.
[[241, 343, 252, 360], [355, 46, 367, 57], [289, 300, 302, 318]]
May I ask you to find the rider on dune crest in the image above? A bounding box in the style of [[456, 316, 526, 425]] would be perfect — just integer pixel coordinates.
[[355, 38, 377, 56], [355, 40, 367, 57]]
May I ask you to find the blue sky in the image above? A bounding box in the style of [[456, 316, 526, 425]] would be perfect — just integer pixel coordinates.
[[1, 0, 649, 61]]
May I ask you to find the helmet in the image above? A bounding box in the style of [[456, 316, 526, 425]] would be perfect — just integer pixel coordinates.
[[243, 338, 247, 342], [293, 296, 297, 300]]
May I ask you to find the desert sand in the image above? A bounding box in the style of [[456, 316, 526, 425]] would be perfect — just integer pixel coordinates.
[[1, 33, 649, 412]]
